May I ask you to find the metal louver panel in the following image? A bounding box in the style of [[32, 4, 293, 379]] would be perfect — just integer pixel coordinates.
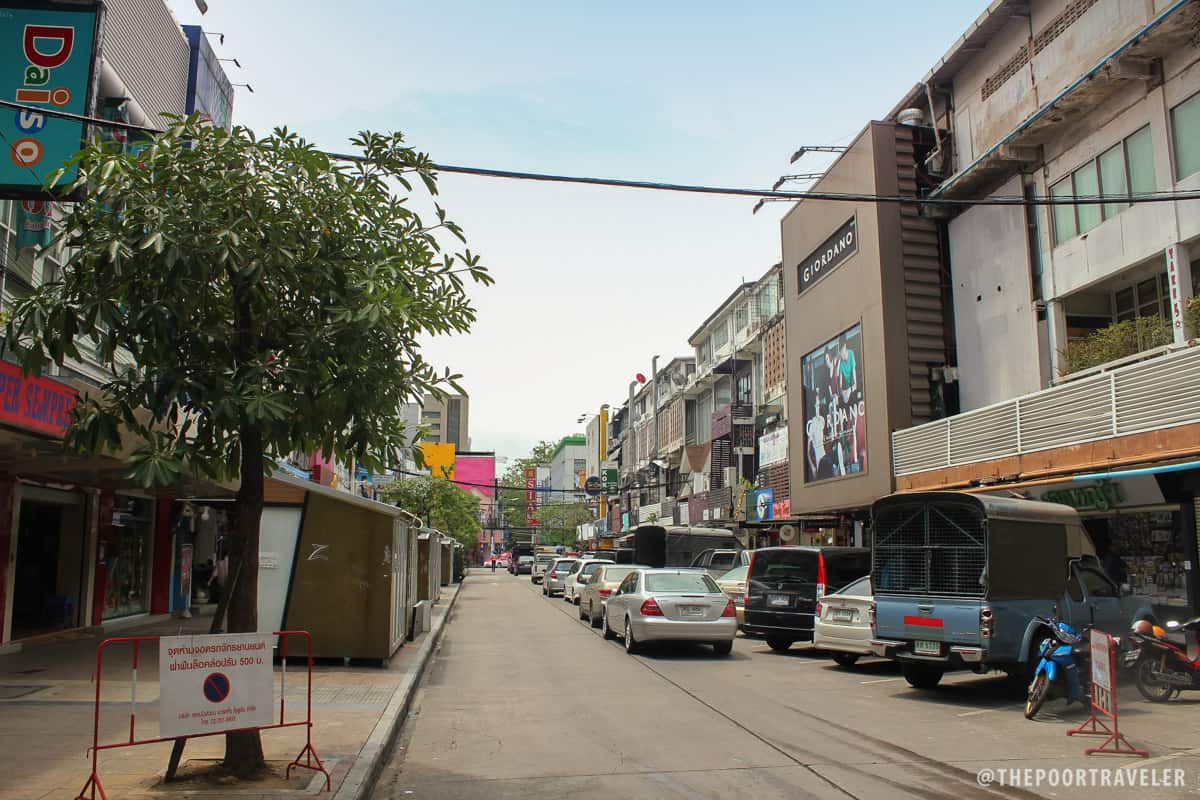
[[891, 345, 1200, 477], [1018, 374, 1112, 450], [948, 404, 1017, 464], [1114, 347, 1200, 434]]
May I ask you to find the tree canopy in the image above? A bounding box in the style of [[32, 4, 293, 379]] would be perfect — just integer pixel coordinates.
[[6, 116, 490, 773], [379, 475, 481, 549]]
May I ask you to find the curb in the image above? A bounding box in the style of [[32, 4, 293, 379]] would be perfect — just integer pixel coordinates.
[[333, 577, 464, 800]]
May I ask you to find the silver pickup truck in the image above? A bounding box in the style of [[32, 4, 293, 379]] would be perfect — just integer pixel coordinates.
[[870, 492, 1155, 690]]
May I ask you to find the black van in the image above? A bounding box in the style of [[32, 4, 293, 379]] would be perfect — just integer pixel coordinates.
[[743, 546, 871, 651]]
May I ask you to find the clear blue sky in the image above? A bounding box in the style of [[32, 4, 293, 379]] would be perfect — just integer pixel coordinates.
[[172, 0, 985, 461]]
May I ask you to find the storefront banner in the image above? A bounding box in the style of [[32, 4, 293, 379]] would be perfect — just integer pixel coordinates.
[[0, 359, 76, 436], [773, 498, 792, 519], [758, 427, 788, 467], [15, 198, 53, 250], [1, 2, 101, 198], [984, 476, 1165, 512], [801, 323, 866, 483], [750, 488, 774, 522], [159, 633, 274, 738]]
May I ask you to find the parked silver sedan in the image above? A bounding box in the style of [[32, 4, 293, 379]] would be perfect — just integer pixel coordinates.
[[602, 569, 737, 655], [542, 558, 578, 597]]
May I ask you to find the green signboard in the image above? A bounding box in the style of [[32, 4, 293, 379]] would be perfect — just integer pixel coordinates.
[[1, 1, 102, 198], [603, 468, 618, 494]]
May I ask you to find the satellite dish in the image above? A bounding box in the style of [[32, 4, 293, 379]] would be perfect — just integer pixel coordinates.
[[779, 524, 798, 544]]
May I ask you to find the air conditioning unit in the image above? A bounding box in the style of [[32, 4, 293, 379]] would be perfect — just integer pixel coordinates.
[[779, 524, 798, 544], [723, 466, 737, 487]]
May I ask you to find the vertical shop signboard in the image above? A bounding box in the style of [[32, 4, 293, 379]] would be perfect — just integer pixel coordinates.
[[1, 1, 102, 198], [524, 467, 537, 527], [1166, 243, 1193, 346]]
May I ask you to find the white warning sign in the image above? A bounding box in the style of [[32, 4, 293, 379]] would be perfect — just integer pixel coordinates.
[[159, 633, 274, 738]]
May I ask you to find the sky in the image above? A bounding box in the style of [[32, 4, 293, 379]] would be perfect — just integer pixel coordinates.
[[169, 0, 985, 463]]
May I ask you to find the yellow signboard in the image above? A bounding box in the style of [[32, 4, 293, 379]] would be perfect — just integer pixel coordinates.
[[418, 442, 456, 480]]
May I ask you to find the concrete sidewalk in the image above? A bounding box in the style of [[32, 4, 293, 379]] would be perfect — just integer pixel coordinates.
[[0, 579, 462, 800]]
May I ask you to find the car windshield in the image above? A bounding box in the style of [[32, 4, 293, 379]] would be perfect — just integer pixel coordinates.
[[567, 562, 582, 574], [709, 552, 737, 569], [552, 561, 576, 572], [580, 562, 610, 577], [518, 556, 533, 564], [719, 565, 749, 582], [646, 573, 720, 593]]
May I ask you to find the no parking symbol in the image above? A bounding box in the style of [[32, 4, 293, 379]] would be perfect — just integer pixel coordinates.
[[203, 672, 231, 703]]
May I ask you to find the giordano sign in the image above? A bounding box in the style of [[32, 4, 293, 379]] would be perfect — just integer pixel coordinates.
[[1039, 481, 1123, 513], [798, 216, 858, 294]]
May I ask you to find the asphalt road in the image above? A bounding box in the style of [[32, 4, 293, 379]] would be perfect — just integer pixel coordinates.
[[373, 571, 1198, 800]]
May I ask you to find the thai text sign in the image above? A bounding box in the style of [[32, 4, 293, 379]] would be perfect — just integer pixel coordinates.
[[1090, 629, 1114, 714], [159, 633, 274, 738], [1, 1, 100, 197], [757, 427, 788, 467], [0, 359, 76, 436], [524, 467, 537, 527]]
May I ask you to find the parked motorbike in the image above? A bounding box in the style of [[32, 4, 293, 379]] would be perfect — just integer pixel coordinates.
[[1126, 617, 1200, 702], [1025, 616, 1090, 720]]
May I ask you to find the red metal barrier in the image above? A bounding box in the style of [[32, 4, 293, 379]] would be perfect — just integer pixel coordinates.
[[75, 630, 330, 800], [1067, 629, 1147, 756]]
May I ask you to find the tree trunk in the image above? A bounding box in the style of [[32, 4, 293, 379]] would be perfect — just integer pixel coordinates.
[[222, 423, 266, 776]]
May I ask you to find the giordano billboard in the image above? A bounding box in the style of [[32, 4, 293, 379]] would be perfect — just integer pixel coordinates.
[[801, 323, 866, 483], [1, 1, 102, 198]]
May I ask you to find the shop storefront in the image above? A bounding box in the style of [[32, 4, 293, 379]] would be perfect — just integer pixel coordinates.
[[986, 473, 1197, 620], [101, 495, 154, 620], [8, 485, 89, 640]]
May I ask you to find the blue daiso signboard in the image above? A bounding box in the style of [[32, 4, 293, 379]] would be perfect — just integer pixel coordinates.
[[1, 1, 101, 198]]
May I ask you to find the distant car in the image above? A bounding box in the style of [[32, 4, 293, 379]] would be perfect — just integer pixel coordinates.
[[515, 555, 535, 575], [542, 558, 578, 597], [743, 546, 871, 652], [715, 565, 749, 628], [813, 575, 873, 668], [531, 553, 558, 583], [603, 568, 737, 655], [564, 558, 614, 604], [690, 549, 750, 579], [578, 564, 647, 627]]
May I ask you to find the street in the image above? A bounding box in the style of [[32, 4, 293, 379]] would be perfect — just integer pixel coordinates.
[[373, 571, 1200, 800]]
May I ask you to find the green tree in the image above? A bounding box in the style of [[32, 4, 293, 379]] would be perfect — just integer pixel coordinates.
[[496, 440, 556, 531], [531, 502, 592, 546], [7, 117, 489, 774], [379, 476, 481, 549]]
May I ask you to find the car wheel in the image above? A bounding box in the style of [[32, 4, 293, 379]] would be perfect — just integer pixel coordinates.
[[832, 652, 860, 668], [902, 663, 944, 690], [766, 637, 793, 653], [712, 640, 733, 656], [573, 594, 581, 606], [603, 612, 616, 640], [624, 618, 640, 654]]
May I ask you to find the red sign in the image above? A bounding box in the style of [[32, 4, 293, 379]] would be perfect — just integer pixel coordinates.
[[0, 361, 77, 437], [773, 498, 791, 519], [524, 467, 537, 527], [1067, 629, 1147, 756]]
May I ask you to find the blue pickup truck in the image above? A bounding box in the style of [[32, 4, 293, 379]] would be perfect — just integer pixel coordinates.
[[870, 492, 1155, 689]]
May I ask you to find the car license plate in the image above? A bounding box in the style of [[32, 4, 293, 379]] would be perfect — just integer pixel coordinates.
[[681, 606, 705, 618], [913, 640, 941, 656], [768, 594, 790, 608], [834, 608, 854, 622]]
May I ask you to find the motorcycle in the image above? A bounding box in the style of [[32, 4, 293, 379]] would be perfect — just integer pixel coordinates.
[[1126, 617, 1200, 702], [1025, 616, 1090, 720]]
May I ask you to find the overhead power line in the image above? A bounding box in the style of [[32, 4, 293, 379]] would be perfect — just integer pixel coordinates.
[[6, 99, 1200, 208]]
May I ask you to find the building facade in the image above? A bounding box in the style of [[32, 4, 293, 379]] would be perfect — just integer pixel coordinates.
[[421, 393, 470, 449], [886, 0, 1200, 619], [0, 1, 234, 646]]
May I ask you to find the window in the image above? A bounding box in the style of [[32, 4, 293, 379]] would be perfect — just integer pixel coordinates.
[[1077, 566, 1118, 598], [1051, 126, 1157, 245], [1114, 273, 1168, 323], [1171, 92, 1200, 180], [711, 319, 729, 350], [645, 572, 719, 593], [699, 336, 713, 365], [709, 552, 736, 569], [422, 410, 441, 419], [735, 304, 749, 331]]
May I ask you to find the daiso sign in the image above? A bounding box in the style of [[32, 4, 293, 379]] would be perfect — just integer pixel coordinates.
[[1, 2, 100, 197]]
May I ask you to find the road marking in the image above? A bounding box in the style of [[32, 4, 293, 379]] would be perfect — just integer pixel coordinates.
[[860, 677, 901, 684], [956, 708, 1000, 717], [1138, 747, 1200, 768]]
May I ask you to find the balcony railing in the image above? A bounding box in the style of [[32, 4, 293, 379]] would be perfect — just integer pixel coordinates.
[[891, 345, 1200, 477]]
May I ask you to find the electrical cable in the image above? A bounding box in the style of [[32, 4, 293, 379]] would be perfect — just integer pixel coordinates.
[[390, 468, 675, 495], [5, 99, 1200, 208]]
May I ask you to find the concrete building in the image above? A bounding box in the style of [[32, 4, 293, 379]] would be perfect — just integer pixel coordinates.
[[548, 435, 588, 505], [421, 393, 470, 449], [0, 1, 235, 645], [885, 0, 1200, 619]]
